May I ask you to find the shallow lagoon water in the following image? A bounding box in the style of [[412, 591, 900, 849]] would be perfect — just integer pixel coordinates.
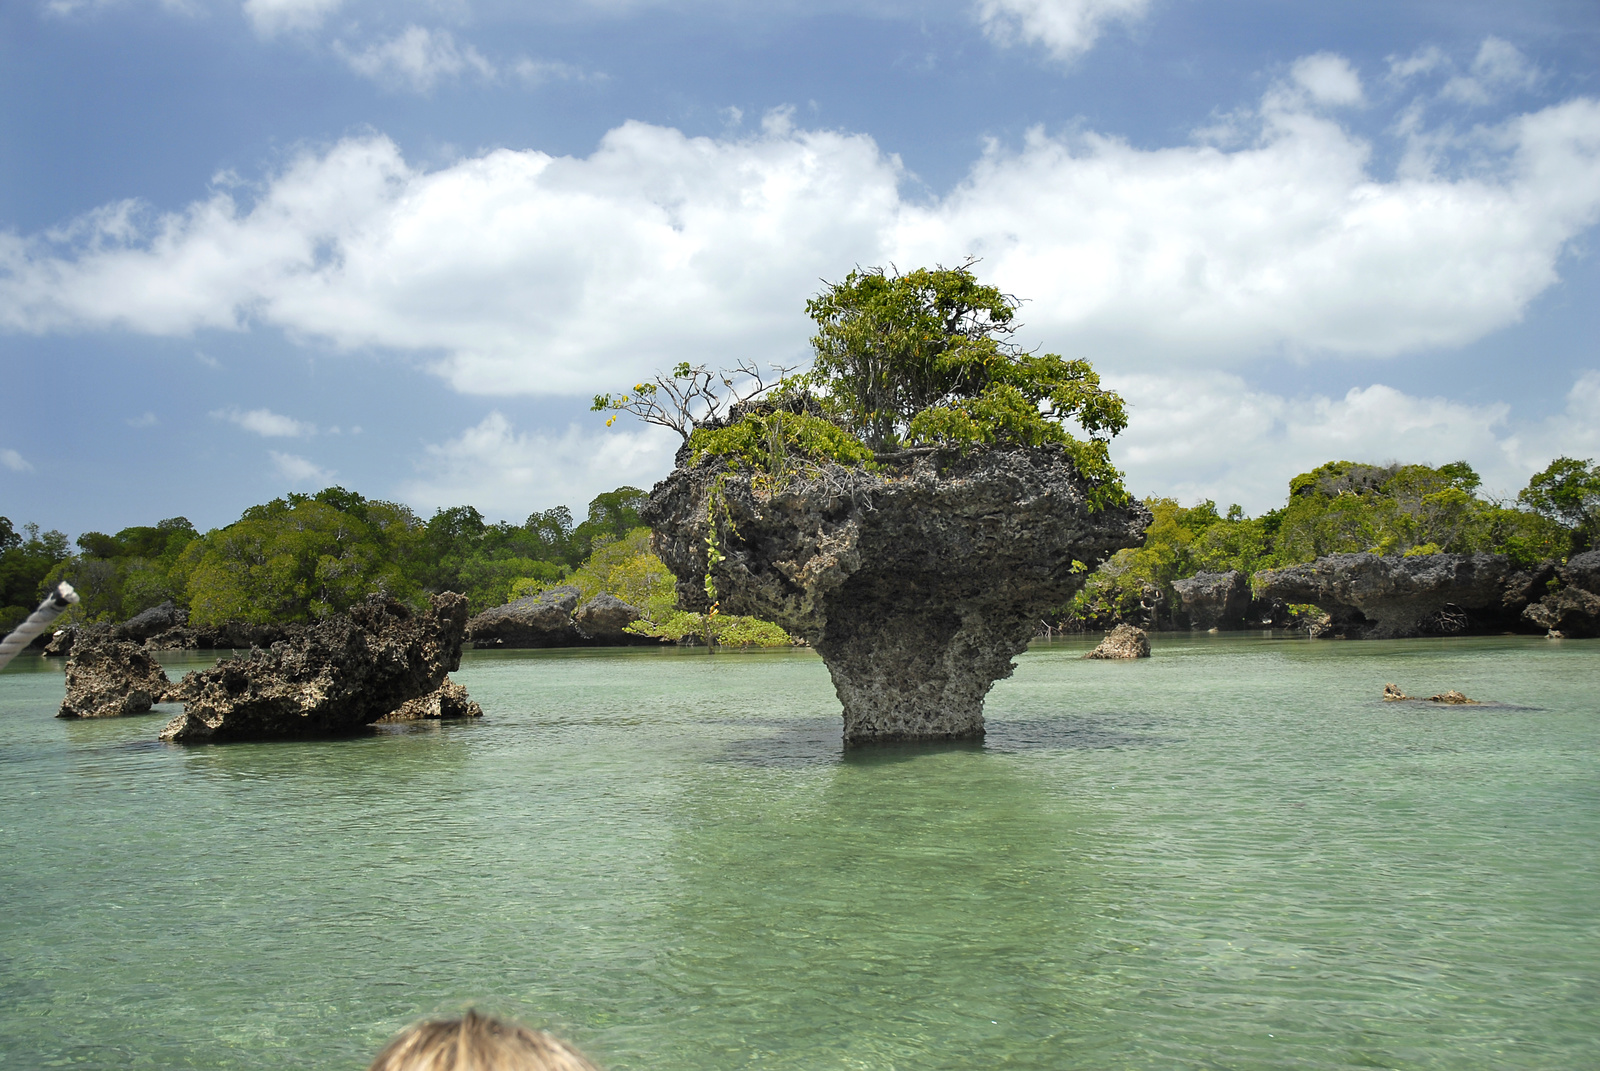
[[1, 634, 1597, 1070]]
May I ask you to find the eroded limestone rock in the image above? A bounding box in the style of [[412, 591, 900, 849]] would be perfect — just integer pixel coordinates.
[[1085, 624, 1151, 660], [467, 586, 584, 648], [374, 676, 483, 722], [160, 592, 470, 742], [1254, 552, 1532, 639], [645, 447, 1149, 743], [58, 630, 172, 718], [572, 594, 648, 645], [1172, 571, 1251, 630]]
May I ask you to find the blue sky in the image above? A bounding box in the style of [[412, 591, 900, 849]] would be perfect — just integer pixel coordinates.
[[2, 0, 1598, 539]]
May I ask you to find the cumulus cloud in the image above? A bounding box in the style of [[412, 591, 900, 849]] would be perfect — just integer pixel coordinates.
[[1, 448, 34, 473], [214, 406, 315, 437], [338, 26, 496, 92], [1104, 367, 1600, 512], [242, 0, 343, 36], [976, 0, 1149, 62], [403, 412, 679, 518], [1290, 53, 1364, 107], [2, 84, 1598, 394], [270, 450, 333, 484], [1443, 37, 1540, 106]]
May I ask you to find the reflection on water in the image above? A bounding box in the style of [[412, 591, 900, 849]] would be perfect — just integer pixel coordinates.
[[0, 636, 1596, 1070]]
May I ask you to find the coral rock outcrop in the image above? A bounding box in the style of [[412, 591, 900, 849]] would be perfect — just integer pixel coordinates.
[[1522, 550, 1600, 638], [1085, 624, 1151, 659], [645, 447, 1149, 743], [374, 676, 483, 722], [1172, 570, 1252, 630], [467, 587, 654, 648], [1254, 552, 1534, 639], [57, 630, 173, 718], [159, 593, 471, 742]]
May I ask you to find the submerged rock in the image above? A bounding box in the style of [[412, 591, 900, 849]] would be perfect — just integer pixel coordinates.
[[159, 593, 471, 742], [1085, 624, 1151, 660], [1254, 552, 1530, 639], [1426, 690, 1476, 705], [1382, 683, 1411, 701], [645, 447, 1149, 743], [58, 630, 173, 719], [1172, 571, 1251, 630], [374, 676, 483, 722]]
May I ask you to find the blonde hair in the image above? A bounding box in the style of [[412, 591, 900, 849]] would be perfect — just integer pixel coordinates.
[[368, 1010, 601, 1071]]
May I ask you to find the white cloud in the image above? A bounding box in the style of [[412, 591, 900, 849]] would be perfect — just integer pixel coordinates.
[[242, 0, 343, 37], [269, 450, 333, 484], [1432, 37, 1540, 107], [127, 411, 160, 428], [1106, 371, 1517, 513], [513, 57, 603, 86], [1387, 45, 1447, 84], [338, 26, 497, 93], [1290, 53, 1364, 107], [1499, 369, 1600, 480], [2, 86, 1599, 393], [1, 448, 34, 473], [214, 406, 315, 437], [976, 0, 1149, 62], [403, 412, 679, 518], [1108, 369, 1600, 512]]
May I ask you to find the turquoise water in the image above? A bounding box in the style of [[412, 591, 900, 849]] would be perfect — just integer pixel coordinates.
[[1, 634, 1597, 1070]]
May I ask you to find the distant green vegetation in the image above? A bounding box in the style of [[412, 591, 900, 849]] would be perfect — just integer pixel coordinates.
[[20, 485, 648, 630], [4, 455, 1592, 642], [1066, 457, 1588, 628], [532, 527, 791, 647]]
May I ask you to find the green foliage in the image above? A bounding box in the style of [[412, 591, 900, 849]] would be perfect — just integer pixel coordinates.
[[688, 410, 877, 472], [1063, 458, 1574, 628], [0, 519, 73, 629], [508, 526, 793, 648], [602, 265, 1130, 508], [1519, 456, 1600, 552]]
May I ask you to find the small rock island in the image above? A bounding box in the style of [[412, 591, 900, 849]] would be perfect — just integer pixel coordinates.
[[600, 263, 1150, 743]]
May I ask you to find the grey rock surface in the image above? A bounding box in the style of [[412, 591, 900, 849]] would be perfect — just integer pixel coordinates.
[[1254, 552, 1528, 638], [573, 593, 650, 644], [374, 676, 484, 722], [645, 447, 1149, 743], [1523, 587, 1600, 637], [42, 627, 76, 656], [1172, 571, 1251, 630], [121, 601, 188, 641], [160, 592, 470, 742], [1559, 550, 1600, 595], [142, 621, 299, 650], [58, 630, 173, 718], [466, 586, 583, 648], [1085, 624, 1151, 659]]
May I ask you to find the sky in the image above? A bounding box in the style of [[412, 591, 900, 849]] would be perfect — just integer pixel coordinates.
[[1, 0, 1598, 539]]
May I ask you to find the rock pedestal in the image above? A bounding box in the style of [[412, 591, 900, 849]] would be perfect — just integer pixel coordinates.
[[645, 447, 1149, 743]]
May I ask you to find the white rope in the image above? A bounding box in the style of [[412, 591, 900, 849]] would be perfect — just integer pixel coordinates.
[[0, 582, 79, 671]]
